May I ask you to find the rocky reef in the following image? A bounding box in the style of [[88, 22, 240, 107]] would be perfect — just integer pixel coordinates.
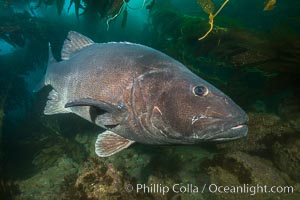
[[74, 157, 147, 200], [9, 100, 299, 199], [0, 1, 299, 199], [207, 151, 300, 200], [17, 156, 79, 200], [207, 102, 300, 199]]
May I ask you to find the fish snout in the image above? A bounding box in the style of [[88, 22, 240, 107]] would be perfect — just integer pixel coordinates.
[[190, 95, 248, 142], [213, 94, 248, 123]]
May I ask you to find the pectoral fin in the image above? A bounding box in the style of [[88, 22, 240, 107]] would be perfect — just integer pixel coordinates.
[[65, 98, 126, 126], [65, 98, 126, 114], [95, 130, 134, 157]]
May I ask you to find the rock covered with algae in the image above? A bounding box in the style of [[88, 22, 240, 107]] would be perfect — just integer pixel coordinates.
[[272, 139, 300, 182], [207, 151, 300, 200], [215, 100, 300, 177], [216, 111, 300, 153], [74, 157, 147, 200], [10, 95, 300, 200], [17, 155, 79, 200], [72, 142, 213, 199], [31, 134, 87, 171], [207, 100, 300, 199]]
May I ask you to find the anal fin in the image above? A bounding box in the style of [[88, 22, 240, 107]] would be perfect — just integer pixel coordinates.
[[95, 130, 134, 157], [44, 89, 70, 115]]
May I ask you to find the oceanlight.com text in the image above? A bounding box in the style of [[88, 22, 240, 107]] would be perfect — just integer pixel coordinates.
[[124, 183, 294, 196]]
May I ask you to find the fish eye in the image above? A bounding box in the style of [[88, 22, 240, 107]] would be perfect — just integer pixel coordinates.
[[193, 86, 209, 96]]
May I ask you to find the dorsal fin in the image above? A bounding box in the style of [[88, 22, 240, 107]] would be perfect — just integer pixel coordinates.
[[61, 31, 94, 60]]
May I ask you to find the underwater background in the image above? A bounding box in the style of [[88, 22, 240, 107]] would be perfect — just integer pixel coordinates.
[[0, 0, 300, 199]]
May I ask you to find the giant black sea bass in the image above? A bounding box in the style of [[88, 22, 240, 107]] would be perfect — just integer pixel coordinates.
[[39, 31, 248, 157]]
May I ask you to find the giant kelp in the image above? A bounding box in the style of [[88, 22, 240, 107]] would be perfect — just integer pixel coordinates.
[[147, 3, 300, 114], [0, 1, 300, 199], [264, 0, 276, 11], [0, 10, 31, 48], [197, 0, 229, 40], [29, 0, 154, 29]]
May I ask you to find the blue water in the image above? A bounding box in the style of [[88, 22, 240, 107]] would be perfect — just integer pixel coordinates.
[[0, 0, 299, 199]]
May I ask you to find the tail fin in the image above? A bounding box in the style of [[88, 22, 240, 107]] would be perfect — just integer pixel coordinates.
[[33, 43, 57, 92]]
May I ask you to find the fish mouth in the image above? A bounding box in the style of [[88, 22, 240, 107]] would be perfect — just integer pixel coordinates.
[[192, 109, 249, 142], [190, 119, 248, 142], [208, 124, 248, 141]]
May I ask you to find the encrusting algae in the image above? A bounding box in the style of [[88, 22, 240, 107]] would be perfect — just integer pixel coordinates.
[[1, 1, 300, 199]]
